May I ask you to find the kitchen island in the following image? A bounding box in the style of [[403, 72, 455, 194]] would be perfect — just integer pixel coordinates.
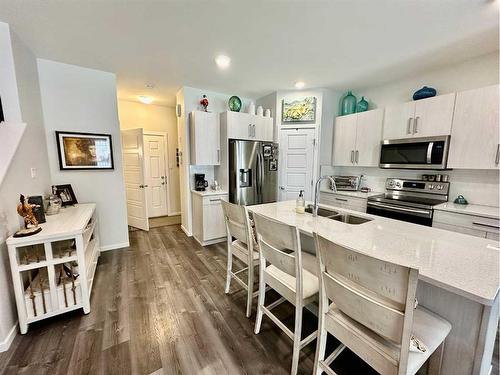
[[248, 200, 500, 375]]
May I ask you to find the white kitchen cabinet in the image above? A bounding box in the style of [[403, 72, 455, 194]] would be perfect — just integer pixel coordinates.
[[333, 113, 357, 166], [319, 192, 367, 213], [333, 109, 383, 167], [221, 111, 273, 141], [192, 191, 228, 246], [433, 210, 500, 240], [190, 111, 220, 165], [382, 93, 455, 139], [447, 85, 499, 170]]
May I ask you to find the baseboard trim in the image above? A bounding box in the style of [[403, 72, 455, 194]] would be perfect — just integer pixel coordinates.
[[100, 241, 130, 252], [0, 322, 17, 352], [180, 225, 192, 237]]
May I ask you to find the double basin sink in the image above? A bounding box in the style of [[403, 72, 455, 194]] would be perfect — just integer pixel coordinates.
[[304, 205, 371, 225]]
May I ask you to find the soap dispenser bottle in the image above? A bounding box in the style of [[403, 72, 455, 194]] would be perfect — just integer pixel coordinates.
[[296, 190, 305, 214]]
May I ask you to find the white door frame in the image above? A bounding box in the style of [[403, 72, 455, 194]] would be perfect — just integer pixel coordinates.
[[144, 130, 175, 216]]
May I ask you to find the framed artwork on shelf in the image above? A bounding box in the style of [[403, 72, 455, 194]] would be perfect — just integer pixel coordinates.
[[27, 196, 46, 224], [55, 131, 114, 170], [281, 96, 317, 124], [54, 184, 78, 206]]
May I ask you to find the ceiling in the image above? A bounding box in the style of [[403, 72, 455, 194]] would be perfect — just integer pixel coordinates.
[[0, 0, 498, 106]]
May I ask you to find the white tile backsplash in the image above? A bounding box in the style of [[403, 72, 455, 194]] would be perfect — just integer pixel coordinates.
[[320, 165, 500, 207]]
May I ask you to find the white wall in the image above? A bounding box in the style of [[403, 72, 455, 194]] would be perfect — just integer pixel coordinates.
[[0, 23, 51, 351], [118, 100, 181, 215], [38, 59, 129, 250], [176, 86, 253, 235], [353, 51, 499, 108], [325, 52, 500, 207]]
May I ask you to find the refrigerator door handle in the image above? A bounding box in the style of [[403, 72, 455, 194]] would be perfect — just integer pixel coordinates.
[[259, 151, 265, 198]]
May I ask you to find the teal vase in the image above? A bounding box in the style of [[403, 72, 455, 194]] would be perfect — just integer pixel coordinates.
[[341, 91, 357, 115], [356, 96, 369, 112], [228, 96, 242, 112]]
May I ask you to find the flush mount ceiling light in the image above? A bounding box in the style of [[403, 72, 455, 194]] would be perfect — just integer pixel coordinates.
[[145, 83, 155, 89], [138, 95, 154, 104], [295, 81, 305, 89], [215, 54, 231, 69]]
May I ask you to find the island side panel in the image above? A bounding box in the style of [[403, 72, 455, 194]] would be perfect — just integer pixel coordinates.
[[417, 280, 493, 375]]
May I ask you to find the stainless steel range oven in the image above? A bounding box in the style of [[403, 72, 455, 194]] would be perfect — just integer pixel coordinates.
[[367, 178, 449, 226]]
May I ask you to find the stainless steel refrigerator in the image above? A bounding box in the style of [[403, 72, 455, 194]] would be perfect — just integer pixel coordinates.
[[228, 139, 278, 205]]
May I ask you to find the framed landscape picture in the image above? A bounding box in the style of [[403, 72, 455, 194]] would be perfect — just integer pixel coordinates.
[[281, 96, 317, 123], [56, 131, 114, 170]]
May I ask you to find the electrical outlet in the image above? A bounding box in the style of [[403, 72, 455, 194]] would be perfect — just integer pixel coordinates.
[[30, 167, 37, 179]]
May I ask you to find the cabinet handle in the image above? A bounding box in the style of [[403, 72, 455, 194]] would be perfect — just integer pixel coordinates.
[[495, 144, 500, 165], [413, 116, 420, 134], [355, 150, 359, 163], [139, 184, 148, 188], [248, 124, 252, 137], [350, 150, 354, 163], [472, 221, 500, 229], [253, 124, 256, 137], [407, 118, 413, 134], [217, 149, 220, 163], [210, 198, 222, 202], [335, 197, 348, 202]]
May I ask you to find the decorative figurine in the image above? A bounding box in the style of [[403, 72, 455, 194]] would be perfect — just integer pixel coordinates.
[[14, 194, 42, 237], [200, 94, 209, 111]]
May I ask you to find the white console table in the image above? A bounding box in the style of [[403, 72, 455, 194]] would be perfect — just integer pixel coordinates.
[[6, 203, 100, 334]]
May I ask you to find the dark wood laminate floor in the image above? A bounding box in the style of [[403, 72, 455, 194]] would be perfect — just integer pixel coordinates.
[[0, 225, 379, 375]]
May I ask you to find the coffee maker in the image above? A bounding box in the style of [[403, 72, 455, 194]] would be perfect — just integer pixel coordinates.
[[194, 173, 208, 191]]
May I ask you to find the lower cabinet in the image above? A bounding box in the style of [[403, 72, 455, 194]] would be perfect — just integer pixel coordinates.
[[319, 192, 367, 213], [192, 192, 228, 246], [433, 210, 500, 240]]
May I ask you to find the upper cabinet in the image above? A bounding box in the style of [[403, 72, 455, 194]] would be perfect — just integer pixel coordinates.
[[190, 111, 220, 165], [333, 109, 383, 167], [383, 93, 455, 139], [221, 111, 273, 142], [447, 85, 499, 170]]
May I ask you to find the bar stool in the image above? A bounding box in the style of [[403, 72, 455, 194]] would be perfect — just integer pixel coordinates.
[[221, 200, 260, 318], [253, 213, 319, 375], [313, 232, 452, 375]]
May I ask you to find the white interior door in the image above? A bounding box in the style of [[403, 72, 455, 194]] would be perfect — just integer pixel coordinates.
[[121, 129, 149, 231], [144, 134, 169, 217], [279, 128, 316, 201]]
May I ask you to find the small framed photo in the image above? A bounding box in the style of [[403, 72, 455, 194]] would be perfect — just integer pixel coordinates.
[[27, 196, 46, 224], [55, 184, 78, 206], [56, 131, 114, 170]]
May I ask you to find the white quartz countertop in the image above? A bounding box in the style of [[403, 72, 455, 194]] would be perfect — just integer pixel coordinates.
[[6, 203, 96, 246], [248, 200, 500, 306], [191, 189, 228, 197], [434, 202, 500, 219], [320, 188, 382, 199]]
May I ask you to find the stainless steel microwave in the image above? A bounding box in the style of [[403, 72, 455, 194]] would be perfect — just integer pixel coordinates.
[[379, 135, 450, 170]]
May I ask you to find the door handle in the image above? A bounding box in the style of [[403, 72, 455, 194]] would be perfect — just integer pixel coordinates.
[[350, 150, 354, 163], [279, 186, 285, 191], [407, 118, 413, 134], [413, 116, 420, 134], [355, 150, 359, 163]]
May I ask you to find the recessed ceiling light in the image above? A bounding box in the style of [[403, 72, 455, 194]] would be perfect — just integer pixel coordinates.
[[145, 83, 155, 89], [215, 55, 231, 69], [295, 81, 305, 89], [138, 95, 153, 104]]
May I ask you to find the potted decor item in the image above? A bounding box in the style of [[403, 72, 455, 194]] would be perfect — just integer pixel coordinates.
[[413, 86, 436, 100], [228, 96, 242, 112], [356, 96, 369, 112], [199, 95, 209, 111], [341, 91, 357, 115]]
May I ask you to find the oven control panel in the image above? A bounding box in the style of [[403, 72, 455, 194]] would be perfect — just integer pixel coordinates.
[[386, 178, 449, 195]]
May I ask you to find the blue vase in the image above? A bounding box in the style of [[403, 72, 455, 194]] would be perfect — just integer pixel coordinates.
[[413, 86, 436, 101], [356, 96, 369, 112], [341, 91, 357, 115]]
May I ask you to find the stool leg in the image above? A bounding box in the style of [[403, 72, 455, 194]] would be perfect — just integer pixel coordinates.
[[291, 304, 303, 375], [246, 261, 254, 318], [254, 259, 266, 334], [314, 312, 327, 375], [225, 247, 232, 294]]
